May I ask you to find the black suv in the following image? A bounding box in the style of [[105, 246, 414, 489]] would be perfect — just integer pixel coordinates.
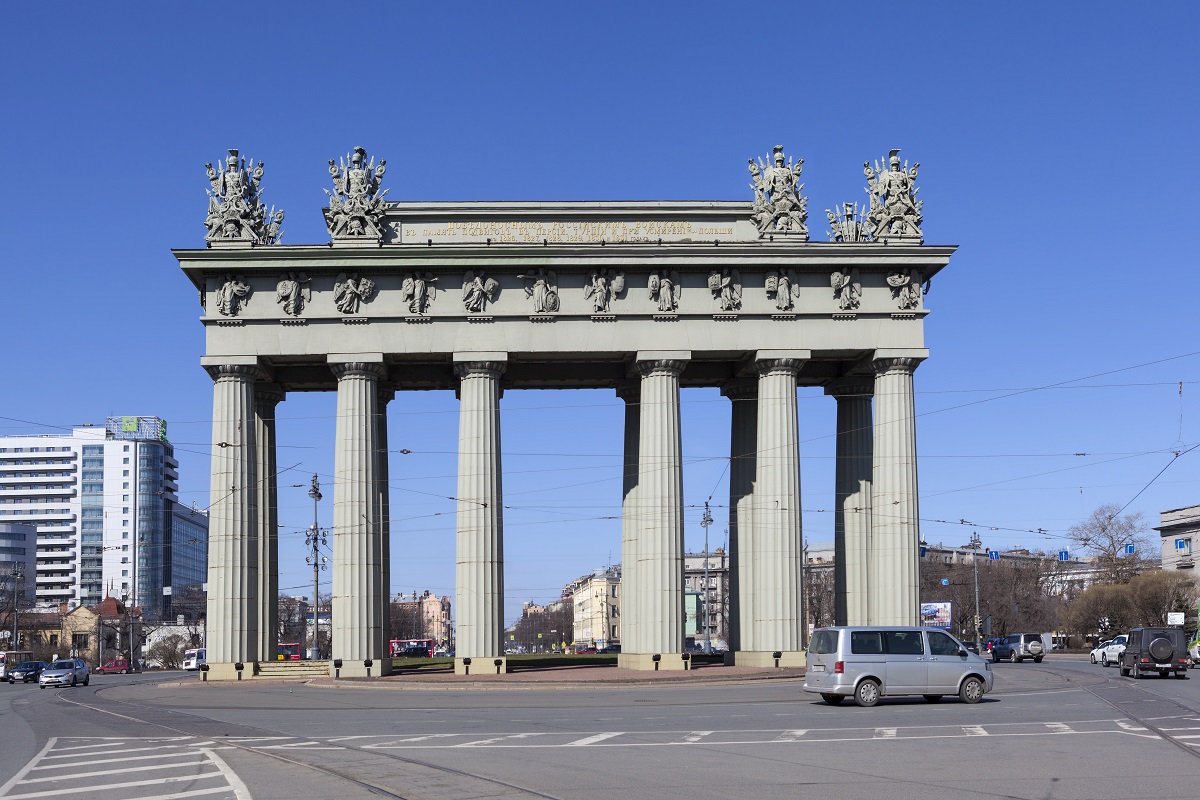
[[1119, 627, 1188, 679]]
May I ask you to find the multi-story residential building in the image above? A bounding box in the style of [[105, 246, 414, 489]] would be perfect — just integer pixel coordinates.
[[0, 523, 37, 611], [569, 566, 620, 649], [392, 590, 452, 648], [684, 549, 727, 649], [0, 418, 207, 619], [1156, 505, 1200, 574]]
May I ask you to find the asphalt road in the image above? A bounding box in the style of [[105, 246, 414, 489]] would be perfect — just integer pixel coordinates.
[[2, 656, 1199, 800]]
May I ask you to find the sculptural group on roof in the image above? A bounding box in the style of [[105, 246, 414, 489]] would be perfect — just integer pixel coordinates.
[[204, 150, 283, 244]]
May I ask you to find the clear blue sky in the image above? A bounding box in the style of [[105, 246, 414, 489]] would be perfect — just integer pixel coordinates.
[[2, 3, 1196, 625]]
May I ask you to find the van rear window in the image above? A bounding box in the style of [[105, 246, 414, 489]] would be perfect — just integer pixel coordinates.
[[810, 630, 838, 654]]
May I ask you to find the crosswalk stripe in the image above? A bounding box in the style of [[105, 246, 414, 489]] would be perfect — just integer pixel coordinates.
[[3, 771, 224, 800], [20, 759, 209, 784], [1044, 723, 1072, 733], [962, 726, 988, 736], [566, 733, 622, 746], [31, 751, 208, 769], [773, 730, 808, 742], [874, 728, 897, 739]]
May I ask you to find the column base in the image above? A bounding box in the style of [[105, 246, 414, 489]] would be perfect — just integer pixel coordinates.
[[200, 662, 254, 682], [729, 650, 807, 668], [455, 656, 507, 676], [618, 652, 694, 671], [330, 658, 392, 678]]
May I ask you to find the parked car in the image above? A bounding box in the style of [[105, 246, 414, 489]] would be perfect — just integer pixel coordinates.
[[39, 658, 89, 689], [1098, 635, 1127, 667], [1119, 627, 1188, 679], [1188, 637, 1200, 666], [961, 641, 981, 655], [804, 626, 993, 707], [95, 658, 134, 675], [598, 644, 621, 654], [1090, 640, 1112, 664], [989, 633, 1046, 663], [7, 661, 47, 684]]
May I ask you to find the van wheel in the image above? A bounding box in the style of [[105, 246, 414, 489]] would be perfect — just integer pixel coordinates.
[[1176, 672, 1188, 679], [1132, 664, 1141, 679], [82, 677, 88, 686], [1034, 657, 1043, 663], [922, 695, 943, 703], [1009, 652, 1019, 663], [854, 680, 880, 707], [1119, 663, 1130, 677], [820, 693, 845, 705], [70, 676, 76, 687], [959, 676, 984, 704]]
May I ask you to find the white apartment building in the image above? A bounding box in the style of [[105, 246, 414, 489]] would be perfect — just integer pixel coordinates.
[[0, 417, 208, 619]]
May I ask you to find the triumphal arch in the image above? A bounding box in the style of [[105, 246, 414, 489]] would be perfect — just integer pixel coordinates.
[[177, 145, 954, 678]]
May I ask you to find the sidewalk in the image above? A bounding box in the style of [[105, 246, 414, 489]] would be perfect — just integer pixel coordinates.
[[318, 661, 806, 690]]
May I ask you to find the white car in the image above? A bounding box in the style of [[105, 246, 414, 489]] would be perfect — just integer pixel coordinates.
[[1188, 639, 1200, 666], [1089, 640, 1111, 664], [1098, 635, 1127, 667]]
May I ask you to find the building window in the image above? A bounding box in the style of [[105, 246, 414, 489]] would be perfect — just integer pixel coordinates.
[[123, 445, 129, 452], [122, 470, 129, 477], [72, 633, 89, 650], [123, 458, 129, 464], [1176, 538, 1193, 558], [123, 482, 129, 489]]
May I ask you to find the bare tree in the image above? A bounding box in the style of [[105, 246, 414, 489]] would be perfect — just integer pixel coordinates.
[[1068, 503, 1154, 583], [1128, 570, 1198, 626], [147, 634, 188, 669]]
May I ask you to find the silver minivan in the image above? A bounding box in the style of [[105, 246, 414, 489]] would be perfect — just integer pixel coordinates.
[[804, 626, 994, 706]]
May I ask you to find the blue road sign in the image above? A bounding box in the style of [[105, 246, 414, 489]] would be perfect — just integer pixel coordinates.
[[941, 578, 949, 586], [988, 550, 999, 560], [1058, 550, 1070, 561], [1125, 543, 1136, 554]]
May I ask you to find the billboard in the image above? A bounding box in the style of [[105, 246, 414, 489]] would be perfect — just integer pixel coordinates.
[[920, 602, 952, 629]]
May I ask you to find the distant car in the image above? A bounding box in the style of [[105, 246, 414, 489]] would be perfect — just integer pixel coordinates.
[[574, 646, 597, 654], [1189, 638, 1200, 666], [598, 644, 621, 654], [7, 661, 47, 684], [1090, 640, 1112, 664], [95, 658, 134, 675], [961, 641, 981, 655], [39, 659, 89, 689], [990, 633, 1045, 663], [1099, 635, 1127, 667]]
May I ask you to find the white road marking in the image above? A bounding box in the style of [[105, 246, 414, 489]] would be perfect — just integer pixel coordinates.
[[773, 730, 807, 742], [874, 728, 897, 739], [21, 759, 209, 783], [454, 733, 547, 747], [962, 726, 988, 736], [362, 734, 459, 747], [675, 732, 712, 744], [1045, 723, 1072, 733], [566, 733, 623, 746], [1116, 720, 1148, 731], [3, 771, 226, 800]]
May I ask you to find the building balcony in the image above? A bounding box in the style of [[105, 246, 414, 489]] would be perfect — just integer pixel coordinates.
[[0, 487, 77, 498], [35, 586, 76, 598], [0, 474, 77, 486], [36, 574, 75, 585]]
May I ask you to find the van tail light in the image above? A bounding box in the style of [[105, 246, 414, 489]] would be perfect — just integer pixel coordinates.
[[833, 661, 844, 674], [1180, 658, 1188, 664], [1140, 658, 1150, 664]]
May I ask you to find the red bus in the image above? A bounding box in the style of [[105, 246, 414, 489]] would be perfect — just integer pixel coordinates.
[[390, 638, 435, 658], [278, 642, 302, 660]]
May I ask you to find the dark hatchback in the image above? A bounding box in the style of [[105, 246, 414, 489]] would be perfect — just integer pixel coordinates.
[[7, 661, 47, 684]]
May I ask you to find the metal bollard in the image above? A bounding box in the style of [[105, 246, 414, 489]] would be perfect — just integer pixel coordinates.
[[494, 658, 503, 675], [200, 664, 209, 682], [333, 659, 342, 679], [682, 652, 691, 671], [773, 651, 783, 668], [234, 662, 244, 681], [652, 653, 661, 671], [463, 657, 472, 675], [364, 659, 373, 678]]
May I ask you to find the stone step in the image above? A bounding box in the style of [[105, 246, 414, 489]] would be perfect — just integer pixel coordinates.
[[255, 661, 330, 678]]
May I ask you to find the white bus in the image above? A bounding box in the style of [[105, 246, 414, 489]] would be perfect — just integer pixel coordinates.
[[0, 651, 35, 679], [182, 648, 206, 671]]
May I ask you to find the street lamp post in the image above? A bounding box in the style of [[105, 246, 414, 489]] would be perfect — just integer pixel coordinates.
[[700, 502, 713, 655], [304, 475, 327, 660], [970, 531, 982, 646]]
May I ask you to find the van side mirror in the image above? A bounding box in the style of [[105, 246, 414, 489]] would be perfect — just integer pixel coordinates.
[[958, 648, 968, 657]]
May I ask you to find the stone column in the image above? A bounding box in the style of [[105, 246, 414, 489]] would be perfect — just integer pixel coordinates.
[[871, 351, 926, 626], [623, 351, 688, 671], [826, 378, 874, 626], [743, 351, 807, 667], [377, 388, 394, 656], [330, 355, 387, 676], [254, 383, 284, 664], [616, 382, 640, 658], [202, 358, 262, 677], [453, 354, 506, 675], [721, 381, 757, 662]]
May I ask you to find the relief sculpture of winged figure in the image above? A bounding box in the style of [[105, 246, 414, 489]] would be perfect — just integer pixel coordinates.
[[275, 272, 311, 316], [584, 269, 625, 313], [522, 269, 560, 313], [400, 271, 438, 314], [648, 270, 682, 312], [462, 270, 499, 313], [831, 268, 862, 310], [708, 269, 742, 311], [765, 269, 801, 311]]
